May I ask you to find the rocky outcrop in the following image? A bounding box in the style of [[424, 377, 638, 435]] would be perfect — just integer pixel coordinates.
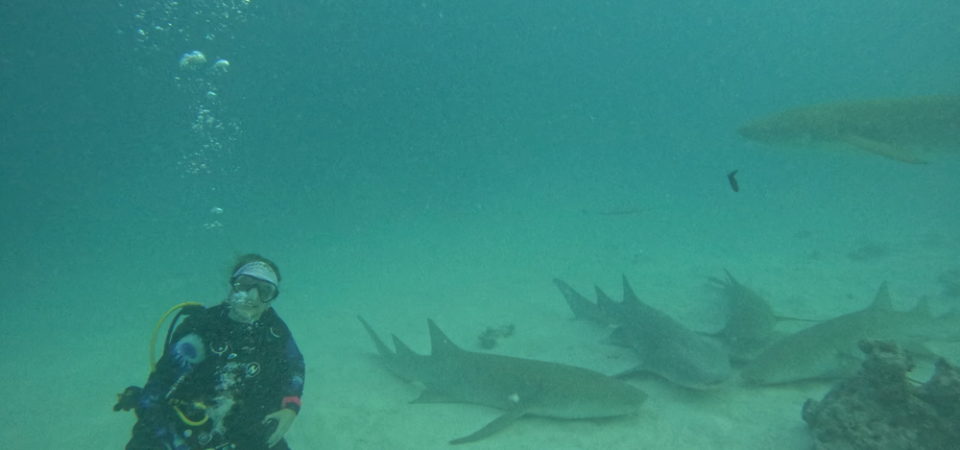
[[802, 340, 960, 450]]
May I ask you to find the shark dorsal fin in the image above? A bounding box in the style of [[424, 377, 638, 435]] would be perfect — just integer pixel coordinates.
[[428, 319, 462, 356], [621, 275, 640, 305], [391, 334, 417, 357], [358, 315, 394, 357], [869, 282, 893, 311], [556, 278, 592, 319], [595, 286, 617, 310]]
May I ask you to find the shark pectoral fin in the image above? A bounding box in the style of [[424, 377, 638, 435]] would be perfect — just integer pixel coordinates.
[[841, 134, 928, 164], [449, 408, 526, 445]]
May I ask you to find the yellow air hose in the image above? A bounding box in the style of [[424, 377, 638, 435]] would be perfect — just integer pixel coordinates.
[[172, 401, 210, 426], [146, 302, 211, 427], [149, 302, 204, 372]]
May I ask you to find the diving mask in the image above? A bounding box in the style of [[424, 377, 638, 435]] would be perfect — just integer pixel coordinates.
[[231, 275, 278, 302]]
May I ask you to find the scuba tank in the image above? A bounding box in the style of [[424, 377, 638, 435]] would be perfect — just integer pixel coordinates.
[[113, 302, 205, 414]]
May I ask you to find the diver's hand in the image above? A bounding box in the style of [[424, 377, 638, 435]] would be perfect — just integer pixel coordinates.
[[263, 408, 297, 447]]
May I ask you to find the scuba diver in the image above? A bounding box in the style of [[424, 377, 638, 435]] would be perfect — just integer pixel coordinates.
[[116, 254, 305, 449]]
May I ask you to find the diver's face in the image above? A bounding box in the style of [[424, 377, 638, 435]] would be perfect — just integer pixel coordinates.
[[227, 275, 276, 323]]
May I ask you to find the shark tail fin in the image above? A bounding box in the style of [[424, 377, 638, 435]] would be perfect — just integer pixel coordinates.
[[554, 278, 605, 321], [427, 319, 462, 356], [391, 335, 417, 357], [595, 285, 619, 311], [594, 286, 629, 324], [358, 315, 395, 357]]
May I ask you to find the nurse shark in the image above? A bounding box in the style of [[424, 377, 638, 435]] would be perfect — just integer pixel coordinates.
[[358, 316, 647, 445], [741, 282, 960, 385], [555, 276, 733, 389], [738, 95, 960, 164]]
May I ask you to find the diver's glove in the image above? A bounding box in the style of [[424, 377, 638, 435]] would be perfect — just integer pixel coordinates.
[[263, 408, 297, 448], [114, 386, 143, 412]]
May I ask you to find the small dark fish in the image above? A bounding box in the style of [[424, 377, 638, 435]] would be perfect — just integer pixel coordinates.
[[727, 170, 740, 192]]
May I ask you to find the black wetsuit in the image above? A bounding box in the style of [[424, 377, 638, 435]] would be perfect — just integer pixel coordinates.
[[127, 304, 305, 450]]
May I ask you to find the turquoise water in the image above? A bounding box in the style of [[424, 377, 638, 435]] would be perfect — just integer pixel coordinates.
[[2, 1, 958, 448]]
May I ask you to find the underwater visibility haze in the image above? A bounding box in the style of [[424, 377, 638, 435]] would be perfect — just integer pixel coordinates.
[[2, 0, 959, 448]]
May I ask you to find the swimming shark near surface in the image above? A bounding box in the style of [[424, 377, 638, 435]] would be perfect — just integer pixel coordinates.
[[737, 95, 960, 164], [740, 282, 960, 385], [554, 276, 733, 389], [357, 316, 647, 445]]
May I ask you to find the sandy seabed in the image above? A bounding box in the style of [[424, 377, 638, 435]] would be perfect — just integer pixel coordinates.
[[5, 175, 959, 450]]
